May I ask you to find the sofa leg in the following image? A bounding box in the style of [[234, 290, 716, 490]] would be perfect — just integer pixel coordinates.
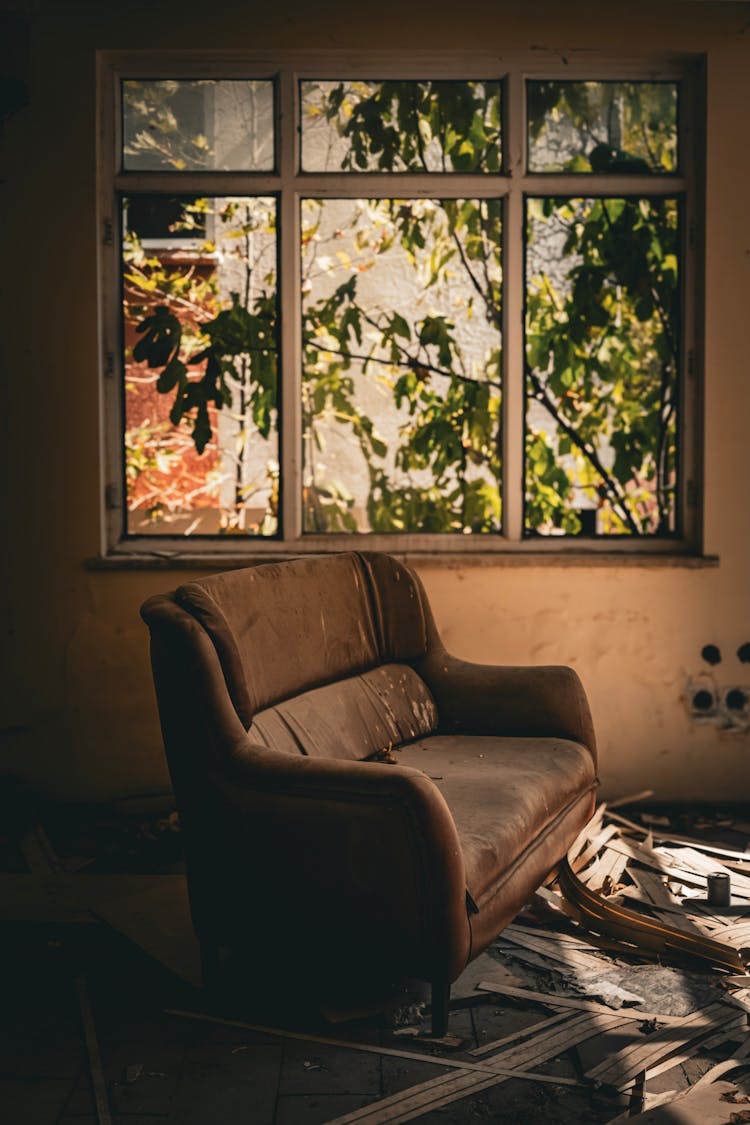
[[200, 940, 219, 989], [431, 980, 450, 1037]]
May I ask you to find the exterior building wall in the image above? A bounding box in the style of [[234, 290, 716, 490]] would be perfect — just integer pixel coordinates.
[[2, 0, 750, 801]]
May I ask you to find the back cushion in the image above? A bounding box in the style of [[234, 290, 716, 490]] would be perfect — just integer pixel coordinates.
[[176, 552, 429, 733], [249, 664, 438, 760], [358, 552, 427, 662], [176, 555, 380, 726]]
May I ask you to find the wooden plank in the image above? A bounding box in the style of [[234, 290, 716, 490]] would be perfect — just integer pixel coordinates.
[[494, 1011, 630, 1071], [322, 1013, 614, 1124], [619, 1017, 747, 1088], [567, 804, 607, 863], [607, 791, 654, 810], [470, 1011, 571, 1056], [557, 859, 745, 972], [497, 925, 612, 974], [571, 823, 621, 872], [579, 845, 629, 893], [19, 825, 61, 875], [0, 873, 186, 923], [607, 1079, 749, 1125], [585, 1002, 735, 1090], [92, 878, 201, 987], [165, 1008, 581, 1083], [606, 811, 750, 862], [656, 847, 750, 896], [76, 976, 112, 1125]]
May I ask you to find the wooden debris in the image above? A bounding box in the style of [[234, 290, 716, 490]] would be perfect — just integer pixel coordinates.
[[558, 859, 745, 972], [92, 878, 201, 987], [585, 1001, 739, 1090], [607, 790, 655, 810], [166, 1007, 582, 1084], [618, 1018, 748, 1089], [607, 1080, 749, 1124], [76, 975, 113, 1125], [19, 823, 61, 874], [470, 1011, 571, 1056], [321, 1012, 613, 1123], [607, 810, 750, 863]]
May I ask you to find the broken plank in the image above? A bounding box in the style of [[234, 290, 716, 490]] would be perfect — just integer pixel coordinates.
[[607, 1079, 746, 1125], [0, 873, 186, 924], [607, 811, 750, 862], [619, 1017, 748, 1088], [321, 1014, 605, 1124], [19, 824, 61, 875], [585, 1001, 737, 1090], [607, 791, 654, 810], [571, 823, 622, 872], [557, 859, 745, 972], [470, 1011, 571, 1056], [498, 925, 613, 973], [579, 846, 629, 894], [76, 976, 112, 1125], [92, 877, 200, 987], [492, 1011, 631, 1072], [567, 804, 608, 864], [165, 1008, 582, 1084]]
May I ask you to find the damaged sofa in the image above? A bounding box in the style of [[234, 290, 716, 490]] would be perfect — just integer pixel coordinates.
[[141, 552, 598, 1032]]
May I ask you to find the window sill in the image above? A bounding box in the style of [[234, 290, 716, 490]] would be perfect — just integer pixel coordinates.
[[86, 551, 719, 571]]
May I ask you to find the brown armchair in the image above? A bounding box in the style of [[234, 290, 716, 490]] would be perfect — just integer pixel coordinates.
[[141, 552, 597, 1032]]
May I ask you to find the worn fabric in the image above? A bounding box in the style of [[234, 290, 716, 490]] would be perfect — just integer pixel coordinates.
[[398, 734, 597, 901], [175, 553, 430, 729], [249, 664, 438, 760]]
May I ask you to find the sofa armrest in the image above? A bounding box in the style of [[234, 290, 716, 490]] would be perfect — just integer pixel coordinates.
[[189, 739, 471, 982], [418, 651, 597, 764]]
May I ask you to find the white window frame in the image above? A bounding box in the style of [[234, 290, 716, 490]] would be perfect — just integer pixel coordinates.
[[97, 50, 705, 560]]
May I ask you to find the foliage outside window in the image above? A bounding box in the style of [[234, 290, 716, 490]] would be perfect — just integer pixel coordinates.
[[105, 61, 698, 554]]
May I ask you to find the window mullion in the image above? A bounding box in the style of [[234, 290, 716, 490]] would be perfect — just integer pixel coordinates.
[[502, 69, 525, 542], [279, 69, 302, 540]]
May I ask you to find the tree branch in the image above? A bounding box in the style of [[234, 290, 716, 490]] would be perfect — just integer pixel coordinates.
[[527, 367, 641, 535], [303, 335, 501, 391]]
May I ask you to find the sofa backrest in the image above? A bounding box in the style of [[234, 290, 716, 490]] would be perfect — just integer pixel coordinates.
[[174, 552, 436, 756]]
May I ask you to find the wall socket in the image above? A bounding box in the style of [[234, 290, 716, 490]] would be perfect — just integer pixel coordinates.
[[687, 677, 750, 730]]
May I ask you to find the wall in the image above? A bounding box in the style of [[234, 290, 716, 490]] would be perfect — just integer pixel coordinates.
[[2, 0, 750, 802]]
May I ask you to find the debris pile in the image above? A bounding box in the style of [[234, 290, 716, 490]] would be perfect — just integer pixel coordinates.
[[475, 799, 750, 1122]]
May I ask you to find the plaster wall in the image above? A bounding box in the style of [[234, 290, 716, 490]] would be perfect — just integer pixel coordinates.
[[2, 0, 750, 802]]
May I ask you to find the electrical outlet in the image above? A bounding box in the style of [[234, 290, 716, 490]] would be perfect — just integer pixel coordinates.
[[719, 685, 750, 731], [686, 677, 718, 719]]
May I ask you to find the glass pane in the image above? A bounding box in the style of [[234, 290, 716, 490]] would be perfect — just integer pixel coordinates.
[[301, 197, 502, 534], [527, 81, 678, 174], [525, 196, 680, 537], [301, 80, 501, 172], [122, 80, 274, 171], [122, 195, 278, 536]]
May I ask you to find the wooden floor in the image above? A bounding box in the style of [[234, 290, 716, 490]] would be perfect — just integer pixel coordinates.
[[2, 799, 749, 1124]]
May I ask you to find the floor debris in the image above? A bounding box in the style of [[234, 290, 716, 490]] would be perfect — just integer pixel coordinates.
[[76, 974, 113, 1125], [3, 796, 750, 1123]]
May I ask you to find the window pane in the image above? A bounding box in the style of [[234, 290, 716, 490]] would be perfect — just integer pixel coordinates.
[[122, 80, 274, 171], [527, 81, 678, 174], [300, 80, 502, 172], [301, 197, 502, 534], [122, 195, 278, 536], [525, 197, 680, 537]]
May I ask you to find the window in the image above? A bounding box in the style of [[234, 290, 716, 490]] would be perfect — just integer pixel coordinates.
[[99, 55, 703, 557]]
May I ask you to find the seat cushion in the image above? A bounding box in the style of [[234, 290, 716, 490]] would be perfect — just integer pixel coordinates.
[[398, 734, 597, 902], [249, 664, 438, 760]]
